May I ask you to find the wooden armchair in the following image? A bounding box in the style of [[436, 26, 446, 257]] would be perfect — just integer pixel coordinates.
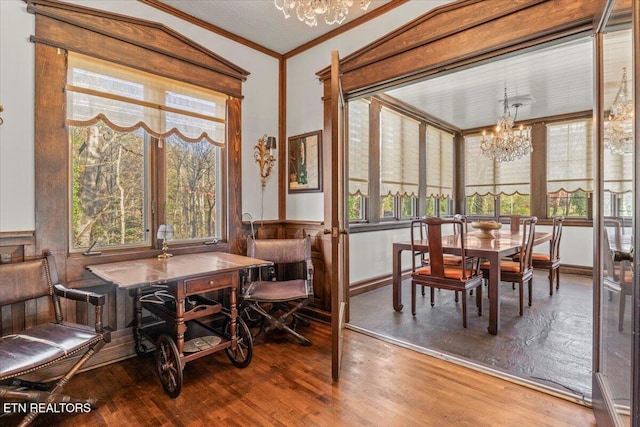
[[410, 217, 483, 328], [480, 217, 537, 315], [0, 251, 110, 427]]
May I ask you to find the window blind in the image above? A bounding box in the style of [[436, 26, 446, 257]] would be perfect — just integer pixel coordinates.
[[380, 107, 420, 197], [348, 99, 370, 196], [464, 134, 530, 196], [547, 119, 593, 193], [426, 126, 454, 199], [604, 149, 633, 194], [66, 52, 228, 146]]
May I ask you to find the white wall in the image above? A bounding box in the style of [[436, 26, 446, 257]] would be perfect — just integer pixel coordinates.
[[0, 1, 35, 231]]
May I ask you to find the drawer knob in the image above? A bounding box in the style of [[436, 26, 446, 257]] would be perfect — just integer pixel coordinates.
[[208, 280, 214, 285]]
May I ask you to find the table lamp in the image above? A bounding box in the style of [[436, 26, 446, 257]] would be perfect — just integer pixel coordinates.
[[157, 224, 174, 259]]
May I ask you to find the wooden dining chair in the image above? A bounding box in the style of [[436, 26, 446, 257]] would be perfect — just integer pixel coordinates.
[[410, 217, 483, 328], [480, 216, 537, 315], [416, 215, 477, 301], [513, 216, 564, 295]]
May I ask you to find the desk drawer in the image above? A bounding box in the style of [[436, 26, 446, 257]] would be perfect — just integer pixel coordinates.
[[184, 272, 234, 295]]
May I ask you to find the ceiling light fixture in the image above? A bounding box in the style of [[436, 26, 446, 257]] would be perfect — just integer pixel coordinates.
[[480, 88, 532, 162], [274, 0, 371, 27], [604, 67, 633, 155]]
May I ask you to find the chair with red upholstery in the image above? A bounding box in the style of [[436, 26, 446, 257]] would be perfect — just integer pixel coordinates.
[[410, 217, 483, 327], [480, 216, 537, 315], [514, 216, 564, 295]]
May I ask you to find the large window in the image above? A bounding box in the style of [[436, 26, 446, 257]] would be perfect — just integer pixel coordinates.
[[380, 107, 420, 220], [546, 119, 592, 218], [464, 135, 530, 217], [67, 53, 226, 251]]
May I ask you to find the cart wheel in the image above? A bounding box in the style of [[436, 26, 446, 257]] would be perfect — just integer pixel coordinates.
[[155, 334, 183, 398], [224, 317, 253, 368]]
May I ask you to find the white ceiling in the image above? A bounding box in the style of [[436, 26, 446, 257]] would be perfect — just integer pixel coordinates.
[[158, 0, 395, 54], [158, 1, 632, 131]]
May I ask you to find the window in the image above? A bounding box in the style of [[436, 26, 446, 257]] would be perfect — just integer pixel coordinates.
[[546, 119, 592, 218], [380, 107, 420, 220], [464, 135, 530, 217], [425, 126, 454, 216], [348, 99, 370, 222], [67, 53, 226, 251]]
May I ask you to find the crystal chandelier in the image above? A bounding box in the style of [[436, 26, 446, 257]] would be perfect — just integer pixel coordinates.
[[480, 88, 532, 162], [604, 68, 633, 155], [274, 0, 371, 27]]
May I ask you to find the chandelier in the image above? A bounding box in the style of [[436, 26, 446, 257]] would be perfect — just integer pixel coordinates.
[[480, 88, 532, 162], [604, 68, 633, 155], [274, 0, 371, 27]]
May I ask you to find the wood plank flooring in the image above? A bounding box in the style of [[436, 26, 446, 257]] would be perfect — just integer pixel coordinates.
[[2, 322, 595, 426]]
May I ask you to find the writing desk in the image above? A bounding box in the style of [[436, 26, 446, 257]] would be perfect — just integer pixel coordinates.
[[392, 230, 552, 335], [87, 251, 270, 397]]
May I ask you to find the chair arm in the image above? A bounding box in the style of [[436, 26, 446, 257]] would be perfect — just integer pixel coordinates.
[[54, 284, 106, 306]]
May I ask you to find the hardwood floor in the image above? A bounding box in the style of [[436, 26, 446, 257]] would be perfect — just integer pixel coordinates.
[[2, 322, 595, 426]]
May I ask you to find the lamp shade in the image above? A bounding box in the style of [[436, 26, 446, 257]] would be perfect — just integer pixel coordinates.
[[266, 136, 276, 149], [157, 224, 174, 240]]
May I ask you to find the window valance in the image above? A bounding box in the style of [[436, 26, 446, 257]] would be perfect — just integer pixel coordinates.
[[67, 53, 228, 146]]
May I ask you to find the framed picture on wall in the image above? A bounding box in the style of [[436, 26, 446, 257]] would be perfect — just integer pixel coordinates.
[[288, 130, 322, 193]]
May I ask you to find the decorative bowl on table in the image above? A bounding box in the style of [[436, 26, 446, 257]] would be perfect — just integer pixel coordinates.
[[470, 221, 502, 239]]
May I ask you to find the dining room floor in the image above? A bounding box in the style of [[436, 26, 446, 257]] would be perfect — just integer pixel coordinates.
[[349, 271, 596, 402]]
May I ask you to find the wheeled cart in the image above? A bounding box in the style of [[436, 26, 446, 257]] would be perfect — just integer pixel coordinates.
[[87, 252, 270, 397]]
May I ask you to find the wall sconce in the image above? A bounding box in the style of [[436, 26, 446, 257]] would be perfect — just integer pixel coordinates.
[[254, 134, 276, 187], [157, 224, 174, 259]]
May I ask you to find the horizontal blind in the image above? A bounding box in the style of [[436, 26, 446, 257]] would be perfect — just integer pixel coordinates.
[[426, 126, 454, 198], [67, 52, 228, 146], [604, 149, 633, 193], [547, 119, 593, 193], [465, 135, 495, 196], [380, 107, 420, 196], [348, 99, 369, 196], [494, 151, 530, 195]]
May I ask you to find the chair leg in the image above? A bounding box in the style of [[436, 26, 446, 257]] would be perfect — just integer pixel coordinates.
[[454, 291, 459, 303], [430, 287, 435, 307], [411, 282, 417, 316], [476, 285, 482, 316], [462, 291, 468, 328], [556, 267, 560, 290], [618, 292, 626, 332], [421, 284, 425, 296], [528, 278, 533, 307], [518, 282, 524, 316], [549, 269, 554, 296]]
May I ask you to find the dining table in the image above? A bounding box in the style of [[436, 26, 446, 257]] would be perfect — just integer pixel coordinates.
[[392, 229, 552, 335]]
